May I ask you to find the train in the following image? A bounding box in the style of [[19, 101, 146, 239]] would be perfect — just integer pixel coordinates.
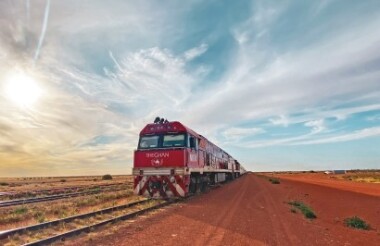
[[132, 118, 246, 198]]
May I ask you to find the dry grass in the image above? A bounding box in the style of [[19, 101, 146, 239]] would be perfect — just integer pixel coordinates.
[[336, 172, 380, 183], [0, 188, 135, 229], [0, 175, 133, 194], [1, 199, 163, 246]]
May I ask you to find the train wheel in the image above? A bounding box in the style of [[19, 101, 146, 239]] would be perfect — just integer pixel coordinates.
[[195, 176, 201, 193], [200, 175, 208, 192], [189, 176, 197, 194]]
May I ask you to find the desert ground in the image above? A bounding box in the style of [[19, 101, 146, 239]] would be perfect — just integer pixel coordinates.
[[0, 172, 379, 245], [0, 175, 142, 245], [68, 172, 379, 246]]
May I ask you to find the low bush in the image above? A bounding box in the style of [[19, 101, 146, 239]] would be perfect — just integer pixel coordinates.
[[33, 211, 46, 223], [0, 182, 9, 186], [13, 206, 28, 215], [102, 174, 113, 180], [269, 178, 280, 184], [288, 201, 317, 219], [344, 216, 370, 230]]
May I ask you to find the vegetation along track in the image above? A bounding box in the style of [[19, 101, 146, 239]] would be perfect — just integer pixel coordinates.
[[0, 184, 130, 208], [0, 182, 128, 200], [0, 198, 174, 245]]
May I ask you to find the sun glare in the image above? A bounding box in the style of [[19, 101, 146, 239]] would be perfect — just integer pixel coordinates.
[[5, 71, 42, 107]]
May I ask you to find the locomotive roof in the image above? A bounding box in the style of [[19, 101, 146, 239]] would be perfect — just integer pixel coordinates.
[[140, 121, 200, 137], [140, 121, 236, 160]]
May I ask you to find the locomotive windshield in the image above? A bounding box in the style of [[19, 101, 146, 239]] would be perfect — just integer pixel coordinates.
[[139, 136, 159, 149], [138, 134, 186, 149], [163, 134, 185, 147]]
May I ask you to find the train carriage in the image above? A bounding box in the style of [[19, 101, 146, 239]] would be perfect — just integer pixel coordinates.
[[133, 118, 245, 198]]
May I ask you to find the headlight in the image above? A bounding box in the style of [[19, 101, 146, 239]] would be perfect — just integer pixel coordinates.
[[170, 176, 176, 183]]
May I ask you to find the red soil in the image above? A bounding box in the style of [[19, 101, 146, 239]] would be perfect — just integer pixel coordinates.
[[70, 173, 380, 246], [272, 173, 380, 197]]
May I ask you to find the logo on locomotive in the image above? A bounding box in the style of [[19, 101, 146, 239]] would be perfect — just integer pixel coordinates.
[[151, 159, 163, 166]]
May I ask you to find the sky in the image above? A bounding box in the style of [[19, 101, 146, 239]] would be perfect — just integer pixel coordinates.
[[0, 0, 380, 177]]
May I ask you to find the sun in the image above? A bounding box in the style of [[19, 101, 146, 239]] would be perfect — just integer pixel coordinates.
[[5, 70, 42, 107]]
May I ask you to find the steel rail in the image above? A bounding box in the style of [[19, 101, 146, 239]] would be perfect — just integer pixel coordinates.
[[0, 185, 130, 208], [0, 199, 153, 240], [22, 200, 173, 246], [1, 183, 223, 245]]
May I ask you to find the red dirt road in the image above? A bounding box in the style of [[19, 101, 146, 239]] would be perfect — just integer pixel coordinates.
[[71, 173, 380, 246]]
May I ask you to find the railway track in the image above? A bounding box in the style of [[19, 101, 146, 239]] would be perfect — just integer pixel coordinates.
[[0, 198, 175, 245], [0, 184, 130, 208]]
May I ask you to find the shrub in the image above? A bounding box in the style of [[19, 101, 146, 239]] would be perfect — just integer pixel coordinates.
[[344, 216, 370, 230], [289, 201, 317, 219], [13, 206, 28, 215], [269, 178, 280, 184], [102, 174, 113, 180], [60, 179, 67, 182], [0, 182, 9, 186], [33, 211, 46, 223]]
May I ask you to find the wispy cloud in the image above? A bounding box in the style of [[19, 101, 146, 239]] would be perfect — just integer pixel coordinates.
[[184, 43, 208, 61], [34, 0, 50, 62], [269, 115, 289, 127], [222, 127, 265, 141], [304, 119, 326, 134], [294, 126, 380, 145], [237, 126, 380, 149]]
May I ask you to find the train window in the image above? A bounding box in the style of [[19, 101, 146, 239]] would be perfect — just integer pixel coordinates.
[[139, 135, 159, 149], [189, 136, 198, 150], [206, 153, 211, 166], [163, 134, 185, 147]]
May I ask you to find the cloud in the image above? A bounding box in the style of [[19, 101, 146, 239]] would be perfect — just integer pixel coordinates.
[[184, 8, 380, 132], [0, 43, 203, 175], [293, 126, 380, 145], [367, 114, 380, 121], [269, 115, 289, 127], [222, 127, 265, 141], [266, 104, 380, 128], [238, 126, 380, 149], [304, 119, 325, 134], [184, 43, 208, 61]]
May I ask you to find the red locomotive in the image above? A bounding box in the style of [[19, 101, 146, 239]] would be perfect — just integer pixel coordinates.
[[133, 118, 245, 198]]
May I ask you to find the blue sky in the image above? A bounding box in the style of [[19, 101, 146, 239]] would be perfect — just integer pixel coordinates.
[[0, 0, 380, 176]]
